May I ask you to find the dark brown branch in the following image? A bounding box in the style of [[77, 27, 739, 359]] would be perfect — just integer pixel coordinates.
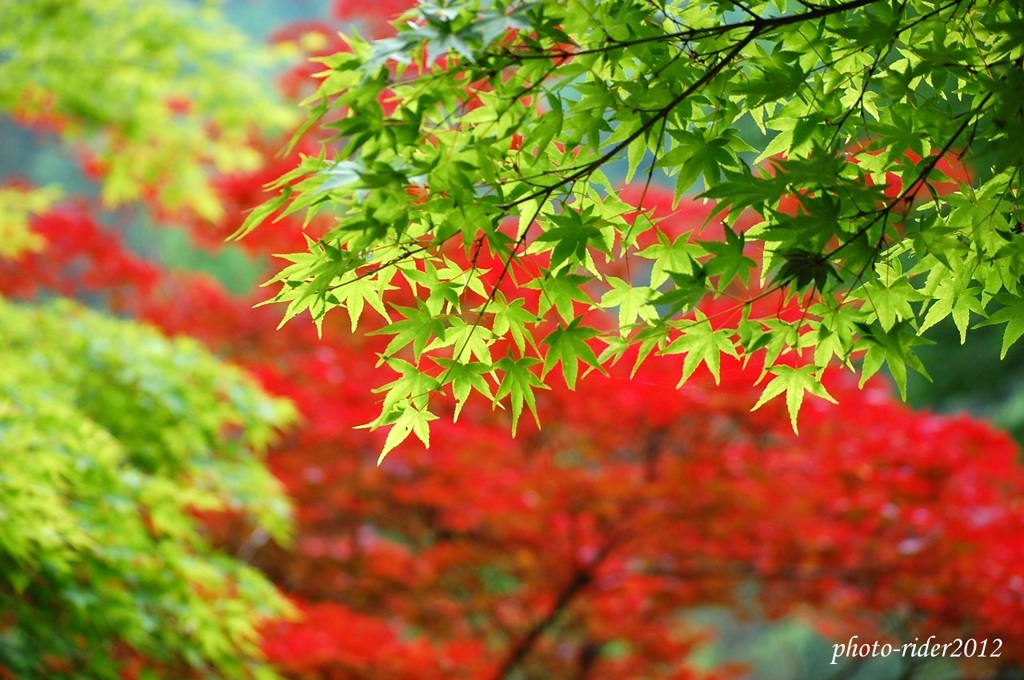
[[500, 28, 759, 211], [491, 567, 593, 680], [500, 0, 884, 62], [491, 538, 618, 680]]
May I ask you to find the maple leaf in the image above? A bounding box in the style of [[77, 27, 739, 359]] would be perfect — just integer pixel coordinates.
[[661, 311, 738, 385], [752, 364, 837, 433], [494, 355, 546, 434], [975, 297, 1024, 359]]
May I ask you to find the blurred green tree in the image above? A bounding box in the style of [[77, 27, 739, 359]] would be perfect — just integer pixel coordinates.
[[0, 0, 294, 223], [0, 1, 300, 676], [0, 298, 295, 678]]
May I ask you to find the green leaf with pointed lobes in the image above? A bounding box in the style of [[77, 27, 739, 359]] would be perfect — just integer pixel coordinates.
[[541, 318, 604, 389], [494, 355, 547, 436], [599, 277, 658, 335], [661, 311, 739, 386], [975, 297, 1024, 360], [752, 365, 837, 434], [637, 231, 707, 288], [433, 359, 495, 421], [701, 226, 757, 292]]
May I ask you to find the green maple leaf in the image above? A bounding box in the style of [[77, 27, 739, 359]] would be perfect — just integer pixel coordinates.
[[751, 365, 837, 434], [489, 295, 538, 353], [361, 358, 442, 462], [918, 279, 985, 344], [701, 226, 756, 291], [373, 304, 448, 362], [494, 355, 547, 435], [975, 297, 1024, 359], [648, 269, 708, 319], [599, 277, 655, 335], [528, 272, 592, 324], [376, 405, 438, 464], [856, 321, 932, 400], [536, 206, 608, 272], [373, 358, 441, 418], [433, 358, 493, 421], [661, 311, 738, 385], [541, 317, 603, 389], [330, 272, 395, 333], [636, 231, 707, 288], [857, 274, 922, 331]]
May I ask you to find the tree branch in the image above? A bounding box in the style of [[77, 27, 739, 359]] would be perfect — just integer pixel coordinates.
[[491, 538, 618, 680]]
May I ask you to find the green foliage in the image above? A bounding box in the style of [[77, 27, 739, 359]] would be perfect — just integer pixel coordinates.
[[0, 297, 295, 678], [245, 0, 1024, 457], [0, 0, 295, 219], [0, 185, 59, 258]]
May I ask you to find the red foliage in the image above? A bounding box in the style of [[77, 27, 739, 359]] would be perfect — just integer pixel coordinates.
[[332, 0, 413, 38], [0, 203, 159, 307]]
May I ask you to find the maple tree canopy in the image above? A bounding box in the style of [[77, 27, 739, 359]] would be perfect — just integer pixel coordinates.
[[0, 296, 294, 677], [243, 0, 1024, 459]]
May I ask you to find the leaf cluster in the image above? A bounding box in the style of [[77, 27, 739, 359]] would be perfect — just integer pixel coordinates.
[[245, 0, 1024, 456]]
